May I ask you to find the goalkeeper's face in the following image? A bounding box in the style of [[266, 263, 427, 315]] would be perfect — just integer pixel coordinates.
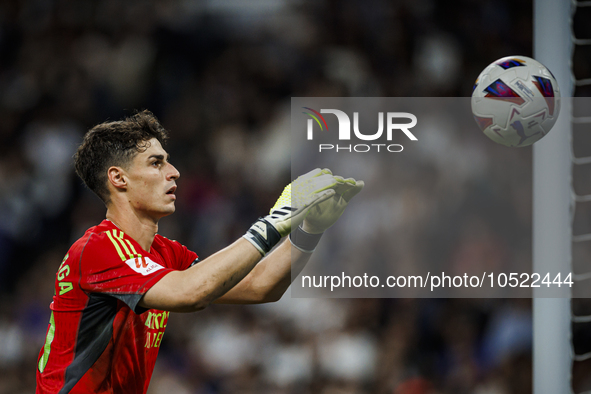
[[123, 138, 180, 219]]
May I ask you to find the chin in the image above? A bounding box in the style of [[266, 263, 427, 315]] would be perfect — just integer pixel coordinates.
[[157, 204, 176, 217]]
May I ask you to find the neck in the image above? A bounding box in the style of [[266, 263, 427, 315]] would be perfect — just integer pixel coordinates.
[[106, 205, 158, 252]]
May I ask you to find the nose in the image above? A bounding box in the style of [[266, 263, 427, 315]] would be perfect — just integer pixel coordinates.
[[167, 163, 180, 180]]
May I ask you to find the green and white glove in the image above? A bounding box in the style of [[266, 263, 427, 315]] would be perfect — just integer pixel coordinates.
[[290, 174, 364, 253], [243, 168, 342, 256]]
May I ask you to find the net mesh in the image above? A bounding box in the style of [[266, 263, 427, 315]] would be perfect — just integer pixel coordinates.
[[571, 1, 591, 392]]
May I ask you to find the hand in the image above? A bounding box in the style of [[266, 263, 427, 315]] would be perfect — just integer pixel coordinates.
[[243, 168, 342, 256], [302, 175, 364, 234]]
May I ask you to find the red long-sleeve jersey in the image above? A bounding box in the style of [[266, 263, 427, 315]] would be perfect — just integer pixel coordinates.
[[36, 220, 197, 394]]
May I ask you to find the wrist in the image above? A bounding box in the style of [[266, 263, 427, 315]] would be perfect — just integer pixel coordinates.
[[243, 217, 282, 256], [289, 226, 323, 253]]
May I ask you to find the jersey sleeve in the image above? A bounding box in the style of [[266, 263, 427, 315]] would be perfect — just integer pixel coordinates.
[[163, 237, 198, 271], [79, 232, 174, 314]]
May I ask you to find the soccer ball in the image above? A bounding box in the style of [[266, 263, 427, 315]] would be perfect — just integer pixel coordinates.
[[471, 55, 560, 147]]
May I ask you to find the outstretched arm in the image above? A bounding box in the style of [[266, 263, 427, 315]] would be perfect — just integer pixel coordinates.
[[139, 169, 349, 312]]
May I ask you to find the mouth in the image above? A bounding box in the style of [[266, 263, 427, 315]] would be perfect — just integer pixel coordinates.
[[166, 185, 177, 199]]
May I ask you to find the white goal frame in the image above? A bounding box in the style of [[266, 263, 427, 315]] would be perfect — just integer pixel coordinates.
[[533, 0, 573, 393]]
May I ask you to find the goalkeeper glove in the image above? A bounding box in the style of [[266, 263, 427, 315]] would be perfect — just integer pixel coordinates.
[[290, 175, 364, 252], [243, 168, 342, 256]]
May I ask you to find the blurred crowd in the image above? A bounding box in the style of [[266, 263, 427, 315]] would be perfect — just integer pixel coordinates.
[[0, 0, 576, 393]]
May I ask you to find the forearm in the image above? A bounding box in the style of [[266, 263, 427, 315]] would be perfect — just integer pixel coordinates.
[[140, 238, 262, 312], [214, 239, 312, 304]]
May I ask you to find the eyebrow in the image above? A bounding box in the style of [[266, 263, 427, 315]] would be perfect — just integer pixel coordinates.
[[148, 154, 171, 162]]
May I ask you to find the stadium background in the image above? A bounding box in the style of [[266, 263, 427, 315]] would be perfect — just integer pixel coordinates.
[[0, 0, 584, 393]]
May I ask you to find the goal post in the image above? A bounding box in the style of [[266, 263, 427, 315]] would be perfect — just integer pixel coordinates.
[[533, 0, 573, 393]]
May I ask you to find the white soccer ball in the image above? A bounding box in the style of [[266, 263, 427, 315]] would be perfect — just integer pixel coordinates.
[[471, 55, 560, 147]]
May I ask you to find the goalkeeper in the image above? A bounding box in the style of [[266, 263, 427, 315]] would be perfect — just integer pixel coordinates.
[[36, 110, 363, 394]]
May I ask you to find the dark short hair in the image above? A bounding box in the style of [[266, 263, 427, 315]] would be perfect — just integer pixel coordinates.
[[74, 110, 169, 204]]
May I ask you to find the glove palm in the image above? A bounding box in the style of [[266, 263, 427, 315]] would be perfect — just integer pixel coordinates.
[[302, 177, 364, 234]]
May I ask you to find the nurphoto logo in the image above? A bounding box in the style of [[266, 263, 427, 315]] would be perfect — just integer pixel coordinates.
[[302, 107, 418, 153]]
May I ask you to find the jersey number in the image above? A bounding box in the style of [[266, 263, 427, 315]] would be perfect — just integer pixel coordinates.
[[39, 253, 70, 372], [38, 311, 55, 373]]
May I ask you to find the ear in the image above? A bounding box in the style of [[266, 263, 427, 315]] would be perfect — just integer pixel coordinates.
[[107, 166, 127, 191]]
